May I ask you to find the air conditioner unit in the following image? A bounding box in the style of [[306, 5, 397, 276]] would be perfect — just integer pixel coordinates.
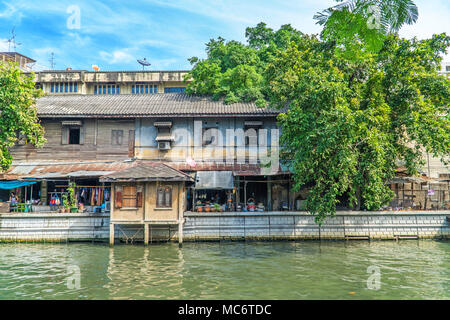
[[158, 141, 171, 150]]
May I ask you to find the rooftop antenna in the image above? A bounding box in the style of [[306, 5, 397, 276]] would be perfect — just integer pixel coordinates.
[[49, 52, 55, 70], [137, 58, 151, 70], [7, 27, 21, 52]]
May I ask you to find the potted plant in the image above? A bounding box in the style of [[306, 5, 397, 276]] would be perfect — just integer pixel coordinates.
[[68, 182, 78, 213], [62, 193, 70, 213], [205, 206, 211, 212], [213, 203, 221, 212]]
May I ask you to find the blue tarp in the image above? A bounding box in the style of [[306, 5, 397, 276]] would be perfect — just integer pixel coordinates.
[[0, 180, 37, 190]]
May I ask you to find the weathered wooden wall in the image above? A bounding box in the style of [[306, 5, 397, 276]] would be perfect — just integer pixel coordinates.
[[10, 119, 135, 161]]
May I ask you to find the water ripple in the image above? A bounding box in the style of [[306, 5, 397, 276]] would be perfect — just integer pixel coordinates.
[[0, 241, 448, 299]]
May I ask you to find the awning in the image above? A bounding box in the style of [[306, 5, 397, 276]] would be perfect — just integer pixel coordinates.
[[155, 133, 175, 141], [0, 180, 37, 190], [195, 171, 234, 189]]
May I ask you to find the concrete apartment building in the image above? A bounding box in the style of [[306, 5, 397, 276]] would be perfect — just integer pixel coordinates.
[[0, 52, 36, 72], [26, 69, 189, 95]]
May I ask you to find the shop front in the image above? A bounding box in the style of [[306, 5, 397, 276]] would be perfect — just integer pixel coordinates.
[[0, 180, 39, 212], [193, 171, 235, 213]]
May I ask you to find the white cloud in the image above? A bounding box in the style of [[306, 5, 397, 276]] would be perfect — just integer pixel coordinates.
[[99, 50, 135, 64], [0, 2, 18, 18], [0, 38, 9, 51]]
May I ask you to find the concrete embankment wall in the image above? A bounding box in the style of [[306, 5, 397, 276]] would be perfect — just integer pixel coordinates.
[[0, 211, 449, 242], [0, 213, 110, 242], [183, 211, 450, 241]]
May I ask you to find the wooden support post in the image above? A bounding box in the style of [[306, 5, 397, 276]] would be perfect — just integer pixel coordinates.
[[267, 176, 272, 211], [144, 223, 149, 246], [178, 221, 183, 247], [236, 176, 240, 210], [109, 223, 115, 246]]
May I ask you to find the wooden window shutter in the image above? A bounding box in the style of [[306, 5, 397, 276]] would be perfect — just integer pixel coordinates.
[[61, 126, 69, 145], [115, 185, 123, 209], [136, 185, 143, 208], [79, 123, 85, 145], [137, 191, 143, 207]]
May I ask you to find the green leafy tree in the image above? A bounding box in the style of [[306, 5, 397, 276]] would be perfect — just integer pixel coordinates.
[[0, 62, 46, 171], [314, 0, 419, 52], [267, 33, 449, 222], [186, 19, 449, 222], [185, 23, 302, 106]]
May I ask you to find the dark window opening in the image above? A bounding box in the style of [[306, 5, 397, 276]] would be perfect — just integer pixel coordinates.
[[157, 186, 172, 208], [69, 128, 80, 145], [202, 127, 217, 146], [111, 130, 123, 145]]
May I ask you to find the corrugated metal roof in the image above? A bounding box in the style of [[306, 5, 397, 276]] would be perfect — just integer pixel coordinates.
[[1, 160, 193, 182], [35, 93, 280, 118], [1, 161, 136, 180], [100, 163, 193, 182]]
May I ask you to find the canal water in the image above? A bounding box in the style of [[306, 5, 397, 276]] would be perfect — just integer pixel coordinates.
[[0, 241, 448, 300]]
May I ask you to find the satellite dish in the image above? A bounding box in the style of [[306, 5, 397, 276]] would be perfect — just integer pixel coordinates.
[[137, 58, 151, 70]]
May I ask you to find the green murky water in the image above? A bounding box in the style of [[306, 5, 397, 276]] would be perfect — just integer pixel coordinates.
[[0, 241, 448, 299]]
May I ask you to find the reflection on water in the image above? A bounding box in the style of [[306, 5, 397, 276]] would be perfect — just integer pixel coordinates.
[[0, 241, 448, 299]]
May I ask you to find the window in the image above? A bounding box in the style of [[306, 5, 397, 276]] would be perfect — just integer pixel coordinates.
[[61, 121, 84, 145], [111, 130, 123, 145], [49, 82, 78, 94], [114, 185, 142, 209], [131, 83, 156, 94], [202, 127, 218, 146], [69, 128, 81, 144], [244, 121, 263, 147], [94, 84, 120, 95], [244, 128, 258, 146], [122, 186, 137, 208], [164, 87, 186, 93], [157, 186, 172, 208]]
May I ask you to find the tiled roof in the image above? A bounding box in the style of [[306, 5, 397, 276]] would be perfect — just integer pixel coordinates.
[[35, 93, 280, 118], [100, 162, 193, 182]]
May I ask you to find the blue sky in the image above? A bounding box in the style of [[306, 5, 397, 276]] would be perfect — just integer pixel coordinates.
[[0, 0, 449, 71]]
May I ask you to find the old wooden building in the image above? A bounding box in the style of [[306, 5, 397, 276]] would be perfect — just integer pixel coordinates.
[[99, 162, 193, 245], [1, 90, 449, 242]]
